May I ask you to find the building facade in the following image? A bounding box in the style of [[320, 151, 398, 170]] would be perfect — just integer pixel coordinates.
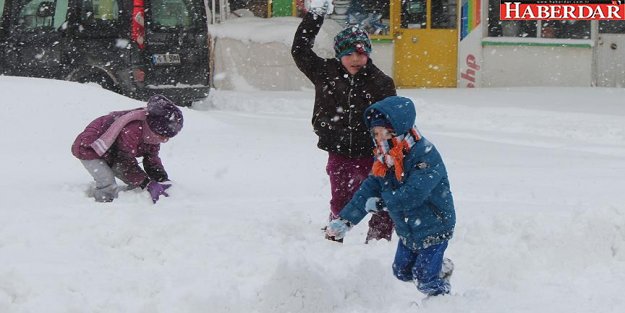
[[266, 0, 625, 88]]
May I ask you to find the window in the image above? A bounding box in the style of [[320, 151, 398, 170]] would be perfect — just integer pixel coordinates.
[[599, 20, 625, 34], [432, 0, 456, 29], [0, 0, 7, 47], [80, 0, 120, 23], [78, 0, 120, 35], [400, 0, 457, 30], [541, 20, 590, 39], [149, 0, 204, 30], [487, 0, 590, 39], [16, 0, 68, 29], [401, 0, 426, 29], [345, 0, 391, 36], [18, 0, 57, 29]]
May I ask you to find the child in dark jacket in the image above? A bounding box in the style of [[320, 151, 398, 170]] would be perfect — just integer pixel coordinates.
[[72, 95, 183, 203], [292, 0, 397, 242], [326, 96, 456, 297]]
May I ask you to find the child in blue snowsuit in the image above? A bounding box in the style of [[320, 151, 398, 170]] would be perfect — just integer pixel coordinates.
[[325, 96, 456, 296]]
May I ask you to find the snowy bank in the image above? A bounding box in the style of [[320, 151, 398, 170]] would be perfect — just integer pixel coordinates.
[[0, 76, 624, 312]]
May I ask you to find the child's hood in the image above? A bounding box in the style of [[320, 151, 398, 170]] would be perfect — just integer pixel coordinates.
[[364, 96, 416, 135]]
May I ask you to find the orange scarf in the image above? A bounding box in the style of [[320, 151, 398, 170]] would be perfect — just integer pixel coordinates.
[[372, 128, 421, 182]]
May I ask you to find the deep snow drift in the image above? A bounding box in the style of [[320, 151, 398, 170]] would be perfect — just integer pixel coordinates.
[[0, 76, 624, 313]]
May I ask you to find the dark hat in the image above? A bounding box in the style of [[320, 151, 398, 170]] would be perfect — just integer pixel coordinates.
[[368, 109, 393, 130], [146, 95, 183, 138], [334, 26, 372, 59], [364, 96, 416, 135]]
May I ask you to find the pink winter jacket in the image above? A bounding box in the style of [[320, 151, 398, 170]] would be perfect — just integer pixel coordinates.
[[72, 110, 169, 187]]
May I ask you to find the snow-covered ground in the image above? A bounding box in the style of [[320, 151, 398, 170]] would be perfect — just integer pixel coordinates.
[[1, 75, 624, 312]]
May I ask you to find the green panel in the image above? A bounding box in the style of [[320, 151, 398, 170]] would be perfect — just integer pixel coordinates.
[[272, 0, 292, 17], [482, 40, 592, 49], [371, 38, 393, 44]]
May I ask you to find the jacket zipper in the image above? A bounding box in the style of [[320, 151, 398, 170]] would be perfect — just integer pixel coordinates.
[[348, 76, 354, 152]]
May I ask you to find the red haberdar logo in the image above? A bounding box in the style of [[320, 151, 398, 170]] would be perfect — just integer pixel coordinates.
[[500, 1, 625, 20]]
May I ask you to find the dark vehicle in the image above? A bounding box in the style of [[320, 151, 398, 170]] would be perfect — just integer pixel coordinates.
[[0, 0, 211, 105]]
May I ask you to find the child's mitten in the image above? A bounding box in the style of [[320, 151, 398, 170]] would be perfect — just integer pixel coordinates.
[[325, 218, 352, 240], [306, 0, 334, 17], [365, 197, 386, 213], [147, 181, 171, 203]]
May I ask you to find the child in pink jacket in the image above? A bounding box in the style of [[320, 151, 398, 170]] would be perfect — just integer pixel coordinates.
[[72, 95, 183, 203]]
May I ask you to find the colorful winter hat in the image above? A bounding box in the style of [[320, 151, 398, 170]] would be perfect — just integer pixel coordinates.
[[146, 94, 184, 138], [334, 26, 372, 59]]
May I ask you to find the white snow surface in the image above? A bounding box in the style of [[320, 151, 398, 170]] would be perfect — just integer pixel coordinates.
[[1, 76, 625, 313], [208, 16, 340, 48], [208, 16, 302, 45]]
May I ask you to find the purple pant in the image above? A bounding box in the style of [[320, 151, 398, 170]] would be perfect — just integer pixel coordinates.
[[326, 152, 394, 241]]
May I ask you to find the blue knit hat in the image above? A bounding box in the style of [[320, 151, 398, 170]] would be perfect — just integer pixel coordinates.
[[334, 26, 372, 59]]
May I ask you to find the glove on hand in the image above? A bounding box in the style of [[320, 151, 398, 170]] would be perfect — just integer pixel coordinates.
[[325, 218, 351, 240], [306, 0, 334, 17], [147, 181, 171, 203], [365, 197, 386, 213]]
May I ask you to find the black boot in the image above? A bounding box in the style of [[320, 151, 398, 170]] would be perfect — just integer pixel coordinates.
[[325, 233, 344, 243]]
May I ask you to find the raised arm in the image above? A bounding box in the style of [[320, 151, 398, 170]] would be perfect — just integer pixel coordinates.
[[291, 12, 327, 81]]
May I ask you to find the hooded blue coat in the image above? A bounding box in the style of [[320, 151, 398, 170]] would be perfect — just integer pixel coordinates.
[[338, 96, 456, 250]]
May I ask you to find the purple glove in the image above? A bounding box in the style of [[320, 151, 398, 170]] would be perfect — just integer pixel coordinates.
[[147, 181, 171, 203]]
